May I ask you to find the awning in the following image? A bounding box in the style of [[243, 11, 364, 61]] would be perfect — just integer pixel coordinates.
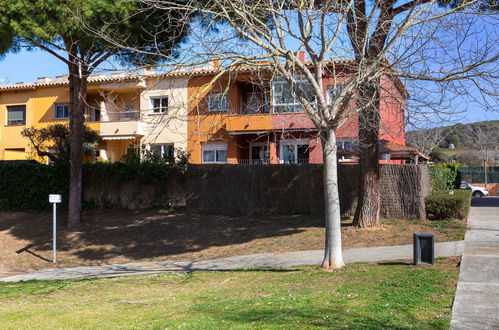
[[102, 135, 137, 140], [228, 128, 318, 135], [228, 130, 269, 135]]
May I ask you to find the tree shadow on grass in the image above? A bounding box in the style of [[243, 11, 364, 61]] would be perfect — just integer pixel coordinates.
[[184, 304, 414, 329], [0, 209, 324, 264]]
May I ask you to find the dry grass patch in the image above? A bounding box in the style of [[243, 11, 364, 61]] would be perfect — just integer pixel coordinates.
[[0, 209, 465, 276]]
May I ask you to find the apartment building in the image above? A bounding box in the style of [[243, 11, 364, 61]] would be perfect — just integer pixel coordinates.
[[0, 72, 188, 162], [1, 59, 422, 165], [187, 58, 417, 165]]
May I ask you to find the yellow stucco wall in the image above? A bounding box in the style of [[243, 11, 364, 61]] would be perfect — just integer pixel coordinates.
[[0, 85, 100, 162], [1, 75, 189, 163]]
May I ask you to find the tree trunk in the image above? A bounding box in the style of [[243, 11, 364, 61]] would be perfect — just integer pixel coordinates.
[[67, 59, 87, 228], [321, 129, 345, 270], [353, 81, 381, 228]]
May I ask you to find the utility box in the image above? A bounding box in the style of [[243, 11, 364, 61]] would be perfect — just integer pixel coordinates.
[[413, 233, 435, 265]]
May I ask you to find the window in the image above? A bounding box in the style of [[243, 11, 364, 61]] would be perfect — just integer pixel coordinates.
[[327, 85, 344, 104], [86, 104, 100, 122], [202, 142, 227, 163], [250, 144, 270, 164], [91, 104, 100, 121], [460, 182, 471, 189], [208, 93, 229, 112], [150, 144, 174, 159], [336, 139, 357, 150], [7, 105, 26, 125], [54, 103, 70, 119], [280, 139, 309, 164], [244, 92, 270, 114], [151, 97, 168, 113], [272, 77, 316, 113]]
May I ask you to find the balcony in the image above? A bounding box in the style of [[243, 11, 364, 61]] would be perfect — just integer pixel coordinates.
[[280, 158, 310, 164], [235, 158, 311, 165], [237, 159, 271, 165], [100, 110, 144, 139]]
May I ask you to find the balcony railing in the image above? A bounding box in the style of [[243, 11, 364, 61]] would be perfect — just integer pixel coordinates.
[[237, 159, 271, 165], [235, 158, 311, 165], [102, 110, 141, 122], [238, 104, 270, 115], [280, 158, 310, 164]]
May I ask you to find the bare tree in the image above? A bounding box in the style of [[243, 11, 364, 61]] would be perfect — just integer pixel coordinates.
[[406, 127, 453, 156], [466, 121, 499, 185], [108, 0, 498, 269]]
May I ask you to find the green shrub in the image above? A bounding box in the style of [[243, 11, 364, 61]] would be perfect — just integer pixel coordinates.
[[425, 190, 471, 220], [429, 163, 460, 191], [0, 162, 69, 210]]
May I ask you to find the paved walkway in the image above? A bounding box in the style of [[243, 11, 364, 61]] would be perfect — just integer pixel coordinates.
[[451, 197, 499, 329], [0, 240, 463, 282]]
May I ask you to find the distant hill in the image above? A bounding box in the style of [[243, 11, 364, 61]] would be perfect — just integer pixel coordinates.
[[407, 120, 499, 150]]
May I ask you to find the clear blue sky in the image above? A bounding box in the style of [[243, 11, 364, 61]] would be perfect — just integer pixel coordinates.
[[1, 48, 497, 125]]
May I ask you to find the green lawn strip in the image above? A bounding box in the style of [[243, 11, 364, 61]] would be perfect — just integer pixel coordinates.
[[382, 219, 466, 241], [0, 258, 459, 329], [424, 220, 467, 241]]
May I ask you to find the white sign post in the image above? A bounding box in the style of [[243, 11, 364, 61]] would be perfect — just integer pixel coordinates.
[[49, 194, 62, 263]]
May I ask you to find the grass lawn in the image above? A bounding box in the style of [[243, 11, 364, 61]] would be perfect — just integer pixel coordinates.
[[0, 210, 466, 277], [0, 257, 459, 329]]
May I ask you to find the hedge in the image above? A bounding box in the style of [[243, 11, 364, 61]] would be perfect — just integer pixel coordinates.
[[0, 161, 180, 211], [425, 190, 471, 220], [0, 162, 69, 211], [429, 163, 460, 191]]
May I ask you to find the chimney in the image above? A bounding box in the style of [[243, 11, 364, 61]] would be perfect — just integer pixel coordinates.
[[37, 77, 53, 84], [212, 59, 221, 69], [297, 51, 307, 63], [55, 74, 69, 82], [143, 67, 155, 75]]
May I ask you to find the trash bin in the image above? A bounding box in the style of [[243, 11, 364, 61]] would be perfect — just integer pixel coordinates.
[[413, 233, 435, 265]]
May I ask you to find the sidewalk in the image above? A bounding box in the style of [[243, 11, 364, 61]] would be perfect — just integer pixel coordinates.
[[0, 240, 463, 282], [451, 197, 499, 329]]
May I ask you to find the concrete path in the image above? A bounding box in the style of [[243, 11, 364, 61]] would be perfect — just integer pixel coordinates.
[[0, 240, 463, 282], [451, 197, 499, 330]]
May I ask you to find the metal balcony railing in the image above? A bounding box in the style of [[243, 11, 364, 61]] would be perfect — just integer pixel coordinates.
[[237, 159, 271, 165], [238, 104, 270, 115], [280, 158, 310, 164], [102, 110, 141, 122]]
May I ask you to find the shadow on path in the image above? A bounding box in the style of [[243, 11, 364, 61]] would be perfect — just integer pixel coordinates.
[[471, 197, 499, 207]]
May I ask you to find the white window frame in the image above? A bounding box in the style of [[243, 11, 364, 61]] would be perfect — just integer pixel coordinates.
[[208, 93, 229, 112], [272, 77, 316, 113], [54, 103, 70, 119], [6, 105, 26, 125], [202, 142, 228, 163], [326, 85, 345, 104], [279, 139, 309, 164], [150, 144, 174, 158], [336, 138, 357, 150], [150, 96, 168, 114]]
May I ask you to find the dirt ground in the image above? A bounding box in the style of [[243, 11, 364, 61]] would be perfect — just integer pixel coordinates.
[[0, 209, 465, 277]]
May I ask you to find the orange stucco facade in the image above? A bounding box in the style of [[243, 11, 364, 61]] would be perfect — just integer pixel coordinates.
[[187, 65, 408, 165]]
